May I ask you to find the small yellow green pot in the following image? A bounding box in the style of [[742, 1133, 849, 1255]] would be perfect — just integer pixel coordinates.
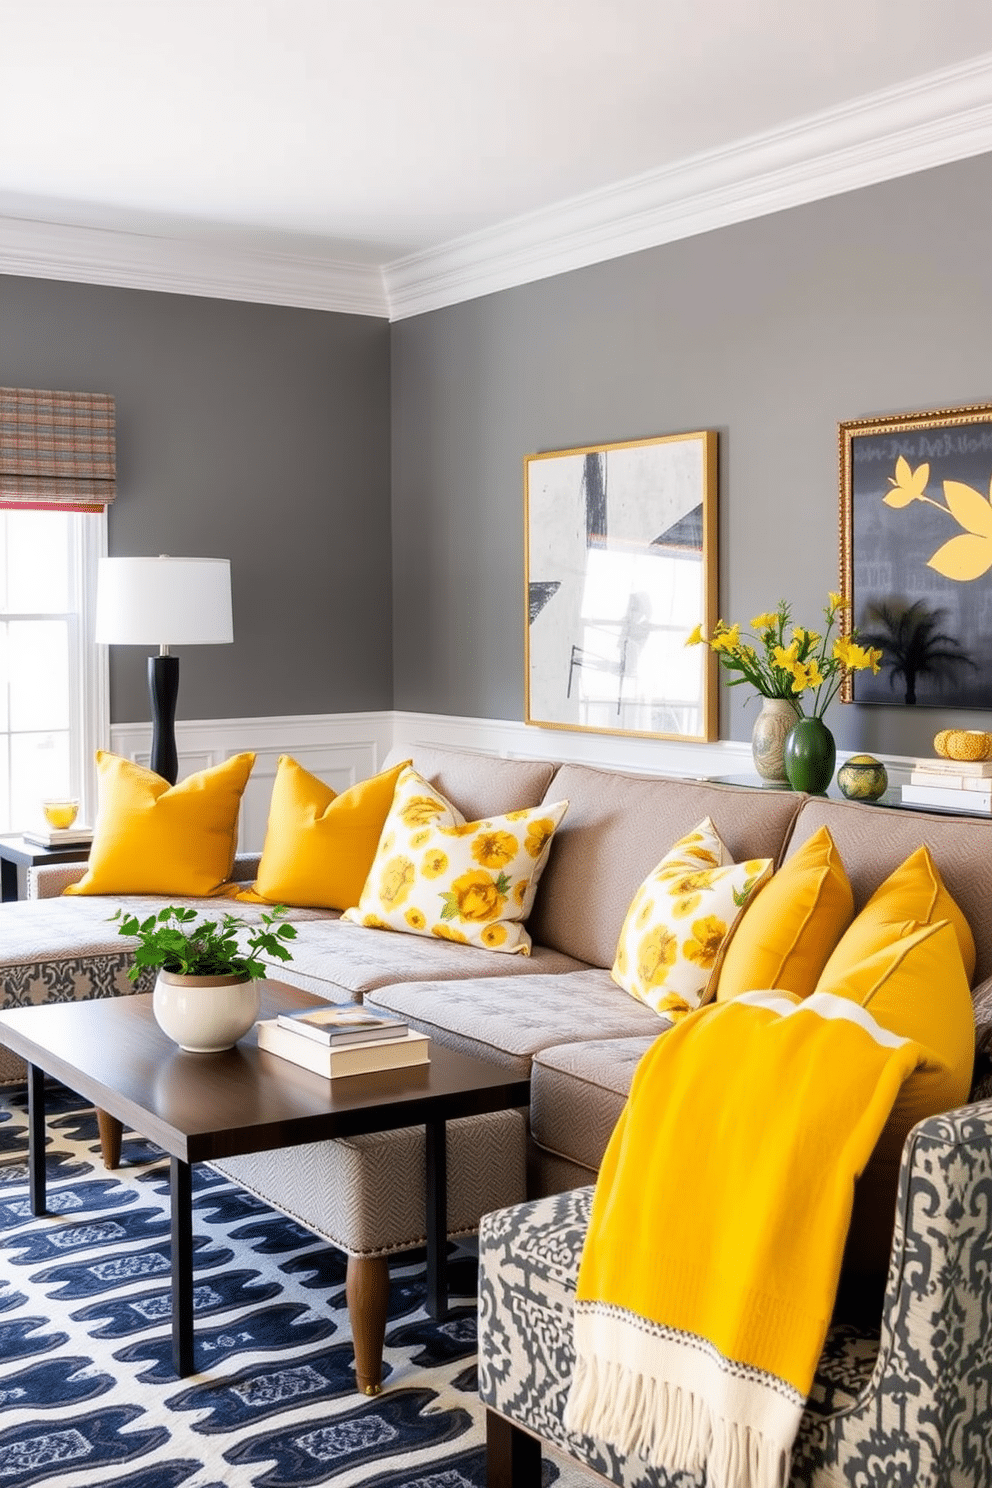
[[837, 754, 888, 802]]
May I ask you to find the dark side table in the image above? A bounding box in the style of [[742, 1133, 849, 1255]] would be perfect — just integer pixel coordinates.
[[0, 835, 92, 902]]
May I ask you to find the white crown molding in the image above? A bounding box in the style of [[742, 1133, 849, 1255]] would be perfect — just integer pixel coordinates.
[[0, 215, 390, 318], [385, 51, 992, 320], [3, 52, 991, 321]]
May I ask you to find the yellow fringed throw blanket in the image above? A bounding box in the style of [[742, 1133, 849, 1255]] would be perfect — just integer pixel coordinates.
[[564, 990, 941, 1488]]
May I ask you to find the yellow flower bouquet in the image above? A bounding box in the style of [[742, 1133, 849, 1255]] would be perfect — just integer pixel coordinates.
[[687, 594, 882, 719]]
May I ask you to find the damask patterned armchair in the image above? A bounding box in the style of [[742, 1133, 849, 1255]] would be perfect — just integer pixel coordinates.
[[478, 1092, 992, 1488]]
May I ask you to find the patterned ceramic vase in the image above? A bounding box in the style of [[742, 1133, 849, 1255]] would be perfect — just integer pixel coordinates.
[[837, 753, 889, 802], [751, 698, 800, 783], [783, 717, 837, 794]]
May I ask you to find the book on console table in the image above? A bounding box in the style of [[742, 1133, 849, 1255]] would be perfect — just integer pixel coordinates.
[[276, 1002, 409, 1046], [901, 782, 992, 812], [911, 758, 992, 778], [22, 827, 93, 848], [256, 1018, 429, 1077], [910, 766, 992, 790]]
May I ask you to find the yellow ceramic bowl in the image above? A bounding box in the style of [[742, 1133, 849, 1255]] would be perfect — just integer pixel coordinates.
[[42, 798, 79, 831]]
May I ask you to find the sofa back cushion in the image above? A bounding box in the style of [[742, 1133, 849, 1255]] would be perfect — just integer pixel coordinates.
[[784, 797, 992, 983], [528, 766, 803, 968], [381, 744, 556, 821]]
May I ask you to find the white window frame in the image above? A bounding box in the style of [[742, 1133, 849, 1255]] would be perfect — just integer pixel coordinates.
[[77, 510, 110, 826], [0, 509, 108, 833]]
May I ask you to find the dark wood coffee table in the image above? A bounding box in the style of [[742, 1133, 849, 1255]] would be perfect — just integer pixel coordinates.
[[0, 981, 529, 1380]]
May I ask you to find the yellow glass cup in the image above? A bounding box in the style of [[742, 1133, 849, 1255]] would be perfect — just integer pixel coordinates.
[[42, 799, 79, 831]]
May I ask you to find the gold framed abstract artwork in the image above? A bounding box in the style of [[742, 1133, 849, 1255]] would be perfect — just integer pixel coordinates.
[[524, 430, 718, 741], [839, 402, 992, 707]]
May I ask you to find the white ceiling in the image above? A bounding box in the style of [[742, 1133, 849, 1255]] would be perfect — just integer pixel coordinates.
[[4, 0, 992, 317]]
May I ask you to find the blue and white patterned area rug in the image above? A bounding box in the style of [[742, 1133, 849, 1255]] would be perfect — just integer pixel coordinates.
[[0, 1083, 578, 1488]]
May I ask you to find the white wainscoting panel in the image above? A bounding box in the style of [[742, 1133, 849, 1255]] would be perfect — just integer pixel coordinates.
[[390, 710, 757, 778], [109, 708, 915, 853]]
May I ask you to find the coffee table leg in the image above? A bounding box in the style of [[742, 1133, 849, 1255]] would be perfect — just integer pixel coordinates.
[[425, 1116, 447, 1320], [27, 1064, 46, 1216], [170, 1157, 195, 1376]]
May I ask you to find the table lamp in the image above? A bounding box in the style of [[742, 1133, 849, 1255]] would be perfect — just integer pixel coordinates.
[[95, 556, 234, 784]]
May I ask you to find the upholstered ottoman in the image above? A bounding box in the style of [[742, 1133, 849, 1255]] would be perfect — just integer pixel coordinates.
[[214, 1106, 526, 1394]]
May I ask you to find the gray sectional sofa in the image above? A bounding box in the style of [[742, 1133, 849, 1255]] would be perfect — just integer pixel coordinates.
[[3, 742, 992, 1470]]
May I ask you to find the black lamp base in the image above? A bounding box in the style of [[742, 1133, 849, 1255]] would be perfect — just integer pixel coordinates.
[[148, 654, 179, 785]]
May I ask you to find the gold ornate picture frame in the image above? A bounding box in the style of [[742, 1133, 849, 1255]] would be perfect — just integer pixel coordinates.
[[839, 401, 992, 706], [524, 430, 718, 741]]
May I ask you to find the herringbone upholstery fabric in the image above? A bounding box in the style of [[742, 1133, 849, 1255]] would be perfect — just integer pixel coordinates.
[[531, 1035, 659, 1173], [212, 1108, 526, 1255], [528, 766, 802, 968]]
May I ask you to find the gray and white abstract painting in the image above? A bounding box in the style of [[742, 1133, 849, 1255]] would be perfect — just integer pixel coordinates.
[[525, 432, 716, 740]]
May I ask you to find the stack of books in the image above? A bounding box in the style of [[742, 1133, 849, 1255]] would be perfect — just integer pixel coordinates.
[[256, 1001, 430, 1077], [22, 827, 92, 849], [901, 758, 992, 813]]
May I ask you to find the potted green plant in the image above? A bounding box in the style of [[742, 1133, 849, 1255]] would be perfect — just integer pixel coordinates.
[[112, 904, 297, 1053]]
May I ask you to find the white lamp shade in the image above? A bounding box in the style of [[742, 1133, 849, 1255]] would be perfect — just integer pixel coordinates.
[[95, 557, 233, 646]]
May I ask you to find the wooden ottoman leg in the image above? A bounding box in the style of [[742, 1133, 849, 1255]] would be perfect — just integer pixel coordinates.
[[96, 1109, 123, 1169], [346, 1253, 390, 1395], [486, 1408, 542, 1488]]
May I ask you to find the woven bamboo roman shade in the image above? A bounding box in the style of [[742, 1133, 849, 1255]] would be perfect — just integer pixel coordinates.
[[0, 386, 116, 510]]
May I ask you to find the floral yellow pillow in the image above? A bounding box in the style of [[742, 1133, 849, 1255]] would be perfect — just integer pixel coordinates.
[[612, 818, 773, 1019], [342, 765, 568, 954]]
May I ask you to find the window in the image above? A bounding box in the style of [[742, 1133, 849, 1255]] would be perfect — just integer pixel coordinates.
[[0, 508, 107, 832]]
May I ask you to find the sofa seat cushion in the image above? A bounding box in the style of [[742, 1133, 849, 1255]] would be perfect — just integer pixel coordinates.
[[269, 919, 586, 1000], [531, 1036, 659, 1173], [366, 969, 664, 1079], [0, 896, 335, 1015]]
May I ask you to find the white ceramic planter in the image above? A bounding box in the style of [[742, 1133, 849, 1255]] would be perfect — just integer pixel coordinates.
[[153, 971, 261, 1053]]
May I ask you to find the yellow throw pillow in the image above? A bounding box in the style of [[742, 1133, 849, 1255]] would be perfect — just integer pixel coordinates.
[[342, 765, 568, 954], [820, 844, 976, 988], [818, 919, 975, 1278], [716, 826, 854, 1002], [611, 818, 773, 1020], [65, 750, 255, 897], [238, 757, 409, 910]]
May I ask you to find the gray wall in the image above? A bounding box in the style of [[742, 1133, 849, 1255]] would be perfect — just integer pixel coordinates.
[[1, 275, 392, 724], [390, 151, 992, 757]]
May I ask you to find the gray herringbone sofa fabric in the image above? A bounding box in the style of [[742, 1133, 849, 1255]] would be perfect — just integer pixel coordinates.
[[527, 765, 804, 968]]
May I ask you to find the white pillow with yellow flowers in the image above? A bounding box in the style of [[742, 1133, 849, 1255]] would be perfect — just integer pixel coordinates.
[[342, 765, 568, 954], [612, 818, 772, 1019]]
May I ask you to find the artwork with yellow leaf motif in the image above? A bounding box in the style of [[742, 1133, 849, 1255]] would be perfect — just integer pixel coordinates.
[[839, 403, 992, 708]]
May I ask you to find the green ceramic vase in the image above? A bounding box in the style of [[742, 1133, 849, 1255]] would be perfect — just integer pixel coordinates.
[[783, 717, 836, 794]]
